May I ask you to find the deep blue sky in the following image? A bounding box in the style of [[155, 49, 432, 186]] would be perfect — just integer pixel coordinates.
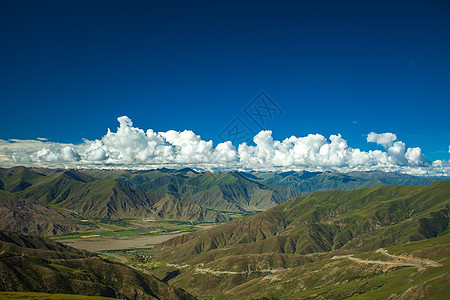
[[1, 0, 449, 161]]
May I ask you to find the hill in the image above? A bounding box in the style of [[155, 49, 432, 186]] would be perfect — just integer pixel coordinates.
[[0, 166, 46, 193], [149, 181, 450, 297], [152, 194, 231, 223], [0, 230, 195, 299], [171, 234, 450, 299], [15, 170, 155, 218], [0, 190, 93, 235], [158, 181, 450, 258]]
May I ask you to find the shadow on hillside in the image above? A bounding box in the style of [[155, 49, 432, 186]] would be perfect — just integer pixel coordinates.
[[162, 270, 180, 283]]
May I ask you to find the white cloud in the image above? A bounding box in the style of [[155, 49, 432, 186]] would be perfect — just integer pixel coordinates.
[[85, 147, 108, 161], [0, 116, 448, 176], [405, 147, 428, 166], [11, 150, 32, 163], [36, 145, 80, 162], [367, 132, 397, 149], [387, 141, 407, 165]]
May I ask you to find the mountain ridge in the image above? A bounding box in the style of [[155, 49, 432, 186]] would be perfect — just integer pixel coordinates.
[[156, 181, 450, 261]]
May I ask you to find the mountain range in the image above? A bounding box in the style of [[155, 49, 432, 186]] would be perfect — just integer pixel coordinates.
[[240, 170, 443, 195], [0, 166, 447, 236]]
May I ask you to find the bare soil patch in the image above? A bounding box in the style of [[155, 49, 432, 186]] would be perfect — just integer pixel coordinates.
[[60, 232, 186, 251]]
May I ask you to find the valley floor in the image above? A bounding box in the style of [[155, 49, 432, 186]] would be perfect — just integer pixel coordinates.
[[59, 232, 187, 252], [49, 218, 219, 251], [46, 216, 449, 299]]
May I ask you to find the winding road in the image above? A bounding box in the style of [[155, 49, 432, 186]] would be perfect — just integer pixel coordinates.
[[332, 248, 438, 270], [165, 262, 287, 276], [165, 247, 438, 278], [195, 267, 287, 276], [376, 248, 437, 267]]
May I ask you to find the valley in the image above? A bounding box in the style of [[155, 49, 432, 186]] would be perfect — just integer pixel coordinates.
[[52, 219, 217, 252]]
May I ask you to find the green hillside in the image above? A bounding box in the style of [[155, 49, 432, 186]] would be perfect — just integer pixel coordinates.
[[193, 234, 450, 299], [157, 182, 449, 259], [153, 194, 231, 223], [16, 172, 155, 219], [0, 167, 47, 193], [147, 182, 450, 298]]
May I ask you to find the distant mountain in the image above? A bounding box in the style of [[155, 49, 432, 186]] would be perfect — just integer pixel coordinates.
[[153, 194, 231, 223], [97, 170, 302, 212], [153, 181, 450, 298], [15, 170, 155, 218], [0, 230, 195, 299], [240, 170, 444, 194], [1, 167, 232, 223], [0, 190, 93, 235], [0, 166, 46, 192], [1, 166, 446, 225]]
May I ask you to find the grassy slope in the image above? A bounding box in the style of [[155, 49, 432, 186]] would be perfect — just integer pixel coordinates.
[[148, 182, 449, 298], [15, 171, 155, 218], [0, 167, 46, 193], [153, 194, 231, 223], [157, 182, 449, 262], [225, 234, 450, 299]]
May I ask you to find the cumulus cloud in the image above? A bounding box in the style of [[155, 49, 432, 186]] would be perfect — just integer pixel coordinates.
[[405, 147, 428, 166], [0, 116, 448, 176], [367, 132, 397, 149], [85, 147, 108, 161], [24, 145, 80, 162]]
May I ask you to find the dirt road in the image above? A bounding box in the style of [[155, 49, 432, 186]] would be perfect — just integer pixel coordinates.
[[332, 248, 438, 270], [376, 248, 437, 267], [194, 267, 287, 275]]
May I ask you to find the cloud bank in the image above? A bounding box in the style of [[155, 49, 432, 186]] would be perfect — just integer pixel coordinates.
[[1, 116, 448, 176]]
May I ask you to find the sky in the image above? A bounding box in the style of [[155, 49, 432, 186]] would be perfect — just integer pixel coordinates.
[[0, 0, 449, 174]]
